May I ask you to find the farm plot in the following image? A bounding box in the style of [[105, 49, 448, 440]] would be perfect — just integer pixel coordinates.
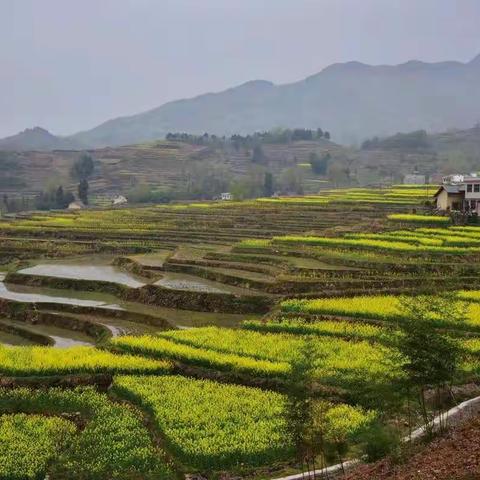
[[114, 375, 292, 470], [0, 387, 173, 479], [111, 327, 399, 399], [280, 294, 480, 332], [0, 345, 171, 376]]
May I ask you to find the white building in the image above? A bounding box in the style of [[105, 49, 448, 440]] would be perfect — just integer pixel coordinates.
[[220, 192, 233, 201], [112, 195, 128, 206]]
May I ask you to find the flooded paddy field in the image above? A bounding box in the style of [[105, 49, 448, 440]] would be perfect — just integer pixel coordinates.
[[0, 319, 94, 347], [18, 258, 146, 288], [154, 271, 260, 295], [0, 274, 261, 344], [0, 278, 121, 309]]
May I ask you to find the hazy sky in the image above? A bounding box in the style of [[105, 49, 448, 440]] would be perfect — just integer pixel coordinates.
[[1, 0, 480, 138]]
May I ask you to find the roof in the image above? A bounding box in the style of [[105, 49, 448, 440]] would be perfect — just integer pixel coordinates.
[[434, 184, 463, 197]]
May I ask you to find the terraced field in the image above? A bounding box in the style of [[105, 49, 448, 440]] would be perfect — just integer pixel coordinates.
[[2, 186, 480, 478]]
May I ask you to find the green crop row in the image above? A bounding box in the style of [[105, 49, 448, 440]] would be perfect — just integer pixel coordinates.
[[243, 318, 383, 341], [0, 387, 172, 479], [111, 334, 290, 378], [112, 328, 398, 396], [0, 345, 171, 377], [387, 214, 450, 224], [280, 295, 480, 332], [272, 235, 478, 254]]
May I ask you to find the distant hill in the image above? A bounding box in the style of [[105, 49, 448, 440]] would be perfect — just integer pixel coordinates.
[[0, 136, 341, 197], [2, 54, 480, 151], [3, 126, 480, 199], [0, 127, 82, 152], [65, 53, 480, 148]]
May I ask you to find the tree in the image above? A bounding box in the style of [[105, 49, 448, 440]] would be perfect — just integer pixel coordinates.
[[323, 404, 375, 473], [327, 163, 350, 187], [278, 167, 304, 194], [2, 195, 9, 213], [324, 131, 331, 140], [251, 145, 265, 163], [78, 179, 89, 205], [184, 162, 230, 199], [396, 293, 466, 433], [285, 338, 324, 474], [55, 186, 64, 209], [263, 172, 274, 197], [229, 166, 265, 200], [309, 152, 330, 175], [71, 154, 94, 181]]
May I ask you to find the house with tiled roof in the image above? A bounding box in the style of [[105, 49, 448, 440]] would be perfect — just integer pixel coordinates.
[[434, 175, 480, 212]]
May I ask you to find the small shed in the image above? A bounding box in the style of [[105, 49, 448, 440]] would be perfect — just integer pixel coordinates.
[[220, 192, 233, 201], [68, 201, 85, 210]]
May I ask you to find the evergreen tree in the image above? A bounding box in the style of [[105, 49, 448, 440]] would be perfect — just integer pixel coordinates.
[[251, 145, 265, 163], [78, 179, 89, 205], [263, 172, 274, 197], [71, 154, 94, 181]]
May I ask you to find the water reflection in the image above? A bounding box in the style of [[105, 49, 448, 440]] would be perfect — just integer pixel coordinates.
[[18, 264, 145, 288]]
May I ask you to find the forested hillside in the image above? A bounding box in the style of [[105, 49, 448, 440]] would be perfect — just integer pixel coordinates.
[[2, 126, 480, 211]]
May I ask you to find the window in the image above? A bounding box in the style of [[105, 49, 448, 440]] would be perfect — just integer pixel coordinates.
[[474, 184, 480, 193], [468, 184, 473, 192]]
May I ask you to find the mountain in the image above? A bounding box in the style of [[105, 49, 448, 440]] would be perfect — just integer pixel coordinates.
[[0, 127, 81, 151], [67, 54, 480, 148], [2, 54, 480, 151]]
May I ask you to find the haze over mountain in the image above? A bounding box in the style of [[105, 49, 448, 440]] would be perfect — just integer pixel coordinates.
[[70, 54, 480, 148], [2, 53, 480, 151]]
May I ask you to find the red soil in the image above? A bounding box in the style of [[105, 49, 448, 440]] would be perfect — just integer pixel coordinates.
[[344, 416, 480, 480]]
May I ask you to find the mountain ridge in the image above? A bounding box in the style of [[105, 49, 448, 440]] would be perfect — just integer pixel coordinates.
[[2, 53, 480, 151]]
